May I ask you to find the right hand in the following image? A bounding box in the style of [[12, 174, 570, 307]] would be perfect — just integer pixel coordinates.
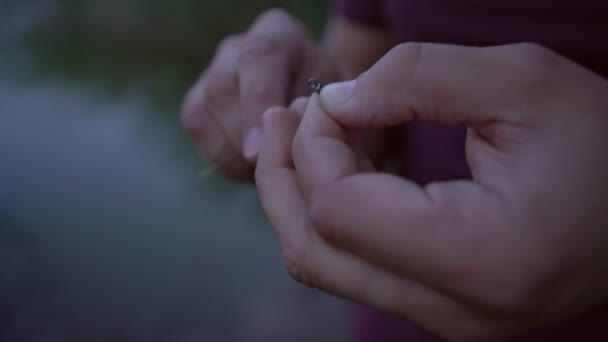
[[256, 43, 608, 340], [181, 8, 340, 181]]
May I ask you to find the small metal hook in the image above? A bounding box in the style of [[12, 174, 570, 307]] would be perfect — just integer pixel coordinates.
[[307, 78, 324, 94]]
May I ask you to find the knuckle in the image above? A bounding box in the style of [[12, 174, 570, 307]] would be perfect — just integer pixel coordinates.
[[238, 36, 281, 65], [259, 7, 293, 23], [509, 43, 558, 88], [263, 105, 289, 120], [284, 257, 305, 284], [243, 80, 282, 104], [512, 42, 554, 64], [353, 42, 425, 124], [250, 7, 307, 41], [202, 70, 238, 96], [252, 7, 309, 46], [254, 7, 297, 25], [281, 245, 311, 286], [217, 34, 243, 52], [391, 42, 424, 62], [388, 42, 425, 80]]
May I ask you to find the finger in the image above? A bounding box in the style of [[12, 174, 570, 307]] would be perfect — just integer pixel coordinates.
[[290, 95, 374, 173], [294, 225, 508, 341], [181, 79, 228, 148], [292, 94, 359, 200], [255, 108, 509, 340], [289, 96, 309, 117], [319, 42, 561, 128], [293, 91, 506, 305], [203, 35, 245, 150], [256, 106, 300, 172], [182, 35, 244, 159], [255, 106, 519, 340], [255, 106, 311, 259], [182, 74, 253, 181], [239, 9, 311, 161], [345, 130, 376, 172], [210, 34, 245, 72], [310, 172, 536, 314], [318, 246, 509, 340]]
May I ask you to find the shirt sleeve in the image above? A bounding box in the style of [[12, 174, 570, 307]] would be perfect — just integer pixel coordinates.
[[330, 0, 387, 29]]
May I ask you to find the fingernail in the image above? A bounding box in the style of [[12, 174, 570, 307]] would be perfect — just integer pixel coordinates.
[[320, 80, 356, 112], [243, 127, 262, 160]]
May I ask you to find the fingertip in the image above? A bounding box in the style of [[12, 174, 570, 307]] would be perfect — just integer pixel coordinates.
[[260, 105, 302, 150], [301, 93, 326, 121], [289, 96, 309, 117], [245, 107, 290, 161], [319, 79, 356, 114], [261, 106, 289, 129], [297, 93, 347, 142], [304, 92, 320, 113], [257, 106, 301, 172]]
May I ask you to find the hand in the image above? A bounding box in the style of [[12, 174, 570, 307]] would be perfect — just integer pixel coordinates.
[[181, 8, 339, 180], [255, 43, 608, 340]]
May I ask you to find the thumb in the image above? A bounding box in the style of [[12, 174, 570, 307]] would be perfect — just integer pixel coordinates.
[[319, 43, 544, 129]]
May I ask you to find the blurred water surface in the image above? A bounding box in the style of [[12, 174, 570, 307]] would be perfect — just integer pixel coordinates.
[[0, 1, 349, 341]]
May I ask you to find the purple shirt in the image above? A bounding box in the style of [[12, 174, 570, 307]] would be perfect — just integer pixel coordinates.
[[331, 0, 608, 340]]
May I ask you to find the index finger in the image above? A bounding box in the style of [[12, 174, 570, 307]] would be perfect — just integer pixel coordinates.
[[292, 94, 359, 201]]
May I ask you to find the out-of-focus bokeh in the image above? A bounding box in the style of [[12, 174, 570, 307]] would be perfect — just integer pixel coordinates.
[[0, 1, 351, 341]]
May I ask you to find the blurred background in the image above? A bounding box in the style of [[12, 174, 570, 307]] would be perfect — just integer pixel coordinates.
[[0, 0, 352, 341]]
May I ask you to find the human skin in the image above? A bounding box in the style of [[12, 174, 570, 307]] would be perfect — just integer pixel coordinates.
[[180, 8, 394, 180], [254, 42, 608, 341]]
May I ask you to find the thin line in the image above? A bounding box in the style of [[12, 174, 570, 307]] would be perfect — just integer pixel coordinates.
[[199, 156, 233, 179]]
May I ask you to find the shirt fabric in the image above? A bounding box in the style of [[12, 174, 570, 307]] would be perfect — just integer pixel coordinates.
[[330, 0, 608, 341]]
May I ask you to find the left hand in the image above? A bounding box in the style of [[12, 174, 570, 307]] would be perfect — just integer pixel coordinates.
[[255, 43, 608, 341]]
